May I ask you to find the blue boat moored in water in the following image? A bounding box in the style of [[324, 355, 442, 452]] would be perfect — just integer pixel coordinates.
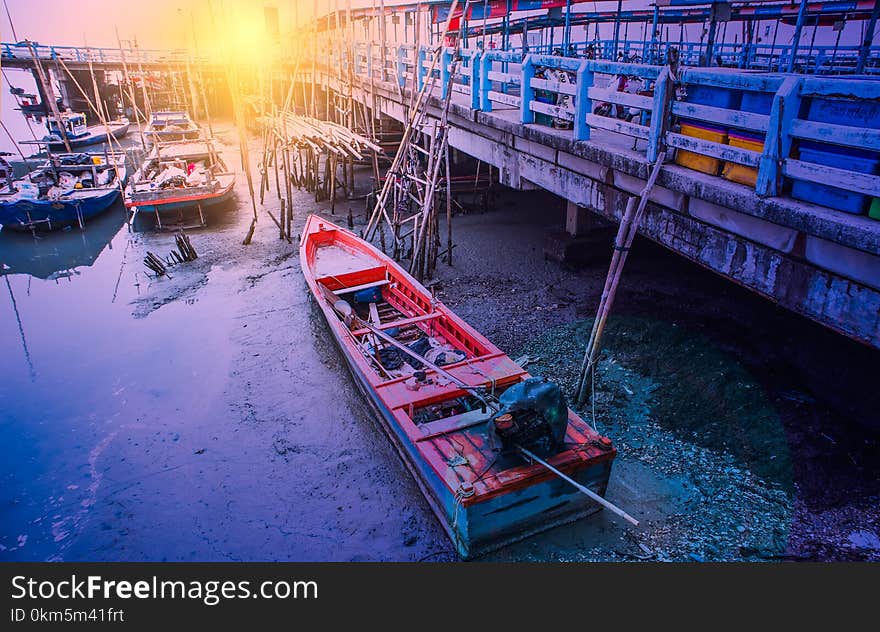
[[30, 111, 131, 151], [0, 152, 127, 231]]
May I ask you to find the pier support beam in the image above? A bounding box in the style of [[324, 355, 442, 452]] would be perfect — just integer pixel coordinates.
[[565, 200, 593, 237]]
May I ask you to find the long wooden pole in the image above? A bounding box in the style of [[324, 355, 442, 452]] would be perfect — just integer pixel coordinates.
[[116, 27, 146, 151], [575, 156, 665, 405], [57, 55, 125, 160], [25, 41, 71, 153], [517, 445, 639, 526], [133, 41, 153, 120]]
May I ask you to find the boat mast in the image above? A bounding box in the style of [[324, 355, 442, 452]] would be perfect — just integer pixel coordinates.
[[25, 40, 72, 153], [116, 26, 147, 152]]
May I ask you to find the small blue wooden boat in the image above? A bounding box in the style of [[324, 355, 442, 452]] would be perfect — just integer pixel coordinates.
[[0, 152, 127, 231], [34, 112, 131, 151]]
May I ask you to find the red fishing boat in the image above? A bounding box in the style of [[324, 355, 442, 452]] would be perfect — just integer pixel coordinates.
[[300, 214, 625, 558]]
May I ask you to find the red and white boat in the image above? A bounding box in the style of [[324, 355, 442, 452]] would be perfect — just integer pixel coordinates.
[[124, 138, 234, 227], [300, 215, 621, 558]]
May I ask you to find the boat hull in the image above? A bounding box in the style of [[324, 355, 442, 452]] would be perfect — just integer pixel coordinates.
[[125, 183, 235, 215], [300, 215, 616, 559], [0, 188, 121, 230], [46, 121, 131, 151]]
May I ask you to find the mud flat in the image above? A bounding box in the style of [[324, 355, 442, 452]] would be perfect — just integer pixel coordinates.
[[431, 195, 879, 561], [1, 126, 877, 562]]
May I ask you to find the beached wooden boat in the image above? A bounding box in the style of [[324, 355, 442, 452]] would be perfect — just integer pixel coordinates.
[[0, 152, 126, 231], [124, 138, 234, 227], [143, 111, 201, 146], [300, 214, 619, 558]]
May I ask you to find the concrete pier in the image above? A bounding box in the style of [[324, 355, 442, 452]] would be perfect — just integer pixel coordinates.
[[315, 60, 880, 351]]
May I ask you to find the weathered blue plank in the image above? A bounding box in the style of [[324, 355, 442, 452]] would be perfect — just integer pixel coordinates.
[[802, 77, 880, 101], [790, 119, 880, 152], [680, 69, 786, 94], [672, 101, 770, 133], [784, 159, 880, 197], [756, 77, 803, 197]]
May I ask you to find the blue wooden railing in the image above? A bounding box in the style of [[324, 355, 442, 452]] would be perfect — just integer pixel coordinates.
[[396, 44, 417, 89], [440, 47, 480, 109], [1, 41, 195, 65], [479, 50, 523, 112], [328, 42, 880, 219]]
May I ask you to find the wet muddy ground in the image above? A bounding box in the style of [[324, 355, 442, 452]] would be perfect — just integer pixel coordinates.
[[1, 124, 877, 562]]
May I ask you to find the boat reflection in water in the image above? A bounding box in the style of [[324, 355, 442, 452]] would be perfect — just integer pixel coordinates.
[[0, 199, 126, 281]]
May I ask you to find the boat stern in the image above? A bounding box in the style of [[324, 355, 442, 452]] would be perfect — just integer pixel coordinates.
[[451, 455, 615, 559]]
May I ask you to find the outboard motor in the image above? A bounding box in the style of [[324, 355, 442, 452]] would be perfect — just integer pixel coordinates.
[[492, 377, 569, 453]]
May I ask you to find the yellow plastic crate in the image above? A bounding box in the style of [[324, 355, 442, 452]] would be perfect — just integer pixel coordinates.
[[675, 123, 728, 176], [723, 133, 764, 187]]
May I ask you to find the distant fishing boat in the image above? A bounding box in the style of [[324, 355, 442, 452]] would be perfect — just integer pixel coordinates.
[[7, 86, 64, 120], [33, 111, 131, 151], [124, 138, 234, 227], [143, 111, 201, 146], [300, 215, 621, 558], [0, 152, 126, 231]]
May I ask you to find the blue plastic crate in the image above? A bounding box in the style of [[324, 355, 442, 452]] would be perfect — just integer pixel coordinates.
[[808, 98, 880, 129], [790, 146, 879, 214], [685, 84, 742, 110], [741, 91, 774, 115]]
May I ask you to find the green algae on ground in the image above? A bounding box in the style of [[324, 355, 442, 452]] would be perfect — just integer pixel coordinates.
[[515, 317, 795, 561], [518, 317, 792, 490]]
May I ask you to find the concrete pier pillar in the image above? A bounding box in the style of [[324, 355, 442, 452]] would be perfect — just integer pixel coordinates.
[[565, 200, 593, 236]]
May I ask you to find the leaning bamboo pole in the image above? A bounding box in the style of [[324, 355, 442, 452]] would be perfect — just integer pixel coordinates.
[[25, 40, 71, 152], [133, 41, 153, 120], [115, 26, 146, 151], [56, 56, 125, 157], [575, 156, 666, 405]]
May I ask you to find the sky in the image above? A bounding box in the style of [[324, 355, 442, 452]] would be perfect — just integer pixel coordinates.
[[2, 0, 325, 50], [3, 0, 870, 53]]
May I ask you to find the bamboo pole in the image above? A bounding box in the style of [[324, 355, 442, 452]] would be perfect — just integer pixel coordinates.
[[25, 40, 71, 153], [115, 27, 146, 151], [575, 156, 665, 405], [133, 40, 153, 120], [517, 445, 639, 526], [56, 56, 125, 158], [445, 142, 452, 265]]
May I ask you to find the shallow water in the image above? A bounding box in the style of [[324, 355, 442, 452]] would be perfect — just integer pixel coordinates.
[[0, 204, 234, 558], [0, 128, 458, 561]]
